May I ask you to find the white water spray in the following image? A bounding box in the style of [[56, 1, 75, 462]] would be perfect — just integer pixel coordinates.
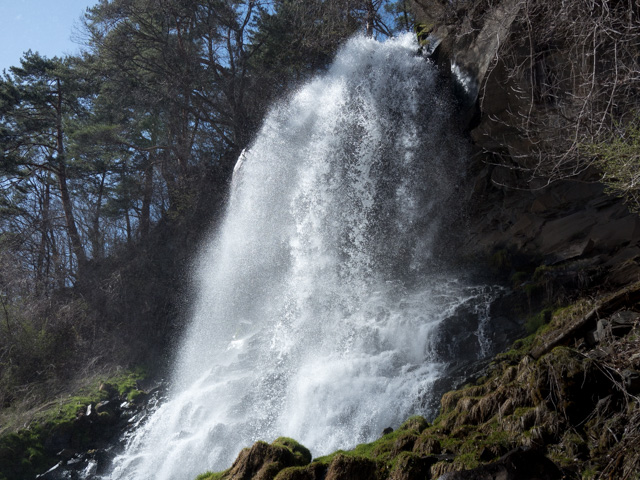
[[108, 34, 497, 480]]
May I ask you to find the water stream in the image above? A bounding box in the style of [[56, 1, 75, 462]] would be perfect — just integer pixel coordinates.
[[106, 34, 503, 480]]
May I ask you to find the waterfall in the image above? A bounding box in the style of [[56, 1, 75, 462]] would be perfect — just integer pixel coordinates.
[[107, 33, 499, 480]]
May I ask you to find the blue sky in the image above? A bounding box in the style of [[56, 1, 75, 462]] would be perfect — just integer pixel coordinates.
[[0, 0, 98, 73]]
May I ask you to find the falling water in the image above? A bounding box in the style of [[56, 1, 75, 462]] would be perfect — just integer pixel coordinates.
[[107, 34, 501, 480]]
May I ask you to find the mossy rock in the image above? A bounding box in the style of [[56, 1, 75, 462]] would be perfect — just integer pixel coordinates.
[[391, 432, 418, 456], [398, 416, 429, 434], [325, 454, 379, 480], [273, 463, 326, 480], [204, 438, 312, 480], [271, 438, 312, 466], [127, 389, 147, 403], [412, 434, 441, 456], [388, 451, 437, 480]]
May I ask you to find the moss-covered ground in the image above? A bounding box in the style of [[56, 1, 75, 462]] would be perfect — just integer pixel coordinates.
[[0, 367, 146, 480]]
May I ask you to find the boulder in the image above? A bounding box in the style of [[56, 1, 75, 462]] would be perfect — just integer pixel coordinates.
[[389, 452, 439, 480], [224, 438, 311, 480]]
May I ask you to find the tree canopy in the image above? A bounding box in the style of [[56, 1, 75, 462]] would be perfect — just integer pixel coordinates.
[[0, 0, 414, 409]]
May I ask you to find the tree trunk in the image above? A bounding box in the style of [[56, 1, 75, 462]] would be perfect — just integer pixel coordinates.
[[90, 172, 106, 259], [365, 0, 375, 37], [140, 156, 154, 240], [55, 78, 87, 269], [36, 178, 51, 293]]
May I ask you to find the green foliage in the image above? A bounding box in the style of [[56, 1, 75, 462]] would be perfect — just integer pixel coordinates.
[[399, 415, 429, 433], [0, 296, 82, 408], [583, 114, 640, 212]]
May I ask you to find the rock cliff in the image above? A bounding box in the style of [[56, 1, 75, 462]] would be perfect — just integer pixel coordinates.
[[413, 0, 640, 290]]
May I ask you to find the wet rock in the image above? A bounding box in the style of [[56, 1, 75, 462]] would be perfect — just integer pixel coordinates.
[[35, 461, 65, 479], [43, 424, 73, 453], [56, 448, 77, 462], [85, 403, 96, 419], [33, 383, 165, 480], [95, 401, 112, 414]]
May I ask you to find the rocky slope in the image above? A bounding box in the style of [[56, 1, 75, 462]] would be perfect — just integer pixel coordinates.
[[195, 283, 640, 480]]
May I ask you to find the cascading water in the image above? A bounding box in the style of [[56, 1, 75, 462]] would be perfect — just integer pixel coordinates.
[[107, 34, 503, 480]]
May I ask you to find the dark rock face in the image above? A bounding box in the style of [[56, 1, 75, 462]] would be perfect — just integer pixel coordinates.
[[463, 172, 640, 287], [411, 0, 640, 289], [437, 448, 562, 480]]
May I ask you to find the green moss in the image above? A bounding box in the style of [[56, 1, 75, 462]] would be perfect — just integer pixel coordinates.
[[312, 424, 430, 473], [112, 367, 147, 396], [414, 23, 434, 46], [485, 429, 514, 450], [399, 415, 429, 433], [0, 367, 148, 480], [453, 452, 480, 470], [127, 389, 145, 403], [195, 471, 227, 480], [439, 436, 462, 454], [490, 249, 512, 272], [272, 437, 312, 465], [494, 334, 536, 364]]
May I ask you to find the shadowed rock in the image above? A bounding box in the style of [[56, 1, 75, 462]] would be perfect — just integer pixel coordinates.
[[436, 448, 562, 480]]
